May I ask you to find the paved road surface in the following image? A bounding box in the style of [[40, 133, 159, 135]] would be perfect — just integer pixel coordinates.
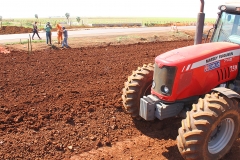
[[0, 26, 199, 43], [0, 26, 209, 43]]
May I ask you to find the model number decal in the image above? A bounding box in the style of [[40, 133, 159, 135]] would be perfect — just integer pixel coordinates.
[[224, 57, 232, 62], [204, 61, 220, 72], [230, 65, 238, 72]]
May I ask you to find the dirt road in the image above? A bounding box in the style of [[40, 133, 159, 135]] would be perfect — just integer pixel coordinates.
[[0, 26, 201, 43]]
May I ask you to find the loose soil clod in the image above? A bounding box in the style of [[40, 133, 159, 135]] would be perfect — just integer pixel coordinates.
[[0, 45, 10, 54]]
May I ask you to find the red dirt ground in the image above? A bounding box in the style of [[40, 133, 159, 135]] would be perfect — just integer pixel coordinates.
[[0, 26, 32, 35], [0, 33, 240, 160], [0, 46, 10, 54], [0, 26, 86, 35]]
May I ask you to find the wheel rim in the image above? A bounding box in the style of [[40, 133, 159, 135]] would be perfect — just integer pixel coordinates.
[[208, 118, 235, 154]]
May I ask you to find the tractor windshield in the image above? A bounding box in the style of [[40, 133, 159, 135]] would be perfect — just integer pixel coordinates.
[[212, 12, 240, 44]]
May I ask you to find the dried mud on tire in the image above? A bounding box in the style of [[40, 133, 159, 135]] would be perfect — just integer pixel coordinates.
[[0, 40, 239, 160]]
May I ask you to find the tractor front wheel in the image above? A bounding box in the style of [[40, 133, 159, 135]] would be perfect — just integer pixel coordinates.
[[122, 63, 154, 119], [177, 91, 240, 160]]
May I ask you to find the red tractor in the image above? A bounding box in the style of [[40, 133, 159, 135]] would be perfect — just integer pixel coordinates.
[[122, 1, 240, 160]]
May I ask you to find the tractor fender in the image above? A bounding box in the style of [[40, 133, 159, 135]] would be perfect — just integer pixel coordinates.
[[212, 87, 240, 99]]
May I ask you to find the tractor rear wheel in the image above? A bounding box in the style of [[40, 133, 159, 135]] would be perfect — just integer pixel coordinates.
[[177, 91, 240, 160], [122, 63, 154, 119]]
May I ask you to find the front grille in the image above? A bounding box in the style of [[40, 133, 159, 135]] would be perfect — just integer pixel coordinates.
[[216, 67, 230, 81], [152, 63, 176, 96]]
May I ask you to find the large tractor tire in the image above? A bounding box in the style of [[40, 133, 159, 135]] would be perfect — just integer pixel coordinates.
[[177, 91, 240, 160], [122, 63, 154, 118]]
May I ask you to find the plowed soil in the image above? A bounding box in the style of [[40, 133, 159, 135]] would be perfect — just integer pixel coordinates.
[[0, 30, 240, 160], [0, 26, 32, 35]]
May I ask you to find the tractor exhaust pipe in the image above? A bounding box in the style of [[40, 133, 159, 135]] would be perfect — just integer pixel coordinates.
[[194, 0, 205, 45]]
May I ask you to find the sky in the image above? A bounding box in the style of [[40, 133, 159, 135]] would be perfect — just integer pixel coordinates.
[[0, 0, 228, 19]]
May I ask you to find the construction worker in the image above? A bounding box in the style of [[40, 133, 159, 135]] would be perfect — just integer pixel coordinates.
[[61, 27, 69, 48], [32, 22, 41, 40], [56, 23, 63, 44], [44, 22, 52, 45]]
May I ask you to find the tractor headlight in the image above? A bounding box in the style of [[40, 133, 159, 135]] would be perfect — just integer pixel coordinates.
[[152, 81, 156, 89], [220, 5, 227, 11], [161, 85, 169, 94]]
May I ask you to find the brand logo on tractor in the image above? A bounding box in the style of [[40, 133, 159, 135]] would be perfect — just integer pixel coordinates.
[[204, 61, 220, 72], [206, 56, 218, 63], [206, 52, 233, 64], [219, 52, 233, 59]]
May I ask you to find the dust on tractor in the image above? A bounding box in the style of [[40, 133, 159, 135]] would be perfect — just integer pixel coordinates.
[[122, 1, 240, 160]]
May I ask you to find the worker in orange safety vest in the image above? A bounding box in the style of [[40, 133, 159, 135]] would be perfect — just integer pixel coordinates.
[[56, 23, 63, 44]]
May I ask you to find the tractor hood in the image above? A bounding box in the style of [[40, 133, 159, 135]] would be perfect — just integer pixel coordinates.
[[155, 42, 240, 68], [152, 42, 240, 102]]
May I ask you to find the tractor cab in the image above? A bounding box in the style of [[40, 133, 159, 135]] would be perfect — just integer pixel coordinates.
[[210, 3, 240, 44]]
